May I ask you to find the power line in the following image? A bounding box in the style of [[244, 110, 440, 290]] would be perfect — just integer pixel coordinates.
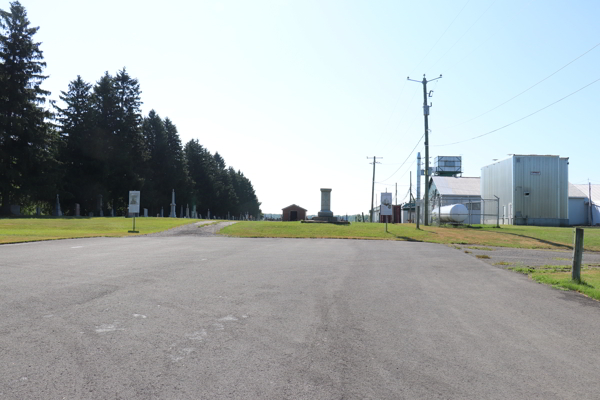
[[446, 41, 600, 129], [409, 0, 471, 76], [427, 0, 498, 73], [434, 77, 600, 147], [380, 133, 424, 183]]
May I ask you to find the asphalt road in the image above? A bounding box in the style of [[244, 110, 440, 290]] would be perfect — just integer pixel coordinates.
[[1, 235, 600, 399]]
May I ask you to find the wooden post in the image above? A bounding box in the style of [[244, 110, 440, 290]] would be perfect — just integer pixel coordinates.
[[572, 228, 584, 282], [416, 205, 420, 230]]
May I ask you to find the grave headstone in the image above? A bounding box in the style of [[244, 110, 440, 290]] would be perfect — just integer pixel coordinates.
[[180, 205, 184, 218], [97, 194, 104, 217], [192, 205, 197, 219], [144, 208, 148, 217], [10, 205, 21, 216], [36, 206, 41, 216], [89, 211, 94, 217], [186, 204, 190, 218], [161, 207, 164, 217], [53, 194, 62, 217], [75, 203, 80, 217], [170, 189, 176, 218]]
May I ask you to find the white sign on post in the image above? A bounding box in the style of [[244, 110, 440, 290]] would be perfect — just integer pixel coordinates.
[[129, 191, 140, 214], [380, 193, 393, 216]]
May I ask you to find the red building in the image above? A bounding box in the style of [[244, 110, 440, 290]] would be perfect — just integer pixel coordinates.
[[282, 204, 307, 221]]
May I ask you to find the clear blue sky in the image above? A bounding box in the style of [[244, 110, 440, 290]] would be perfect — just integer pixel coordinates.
[[5, 0, 599, 214]]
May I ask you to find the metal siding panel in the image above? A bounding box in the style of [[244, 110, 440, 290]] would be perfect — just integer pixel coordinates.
[[560, 158, 569, 220], [481, 157, 513, 224]]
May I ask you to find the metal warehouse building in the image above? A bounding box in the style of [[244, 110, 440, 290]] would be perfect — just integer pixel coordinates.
[[481, 155, 569, 226], [428, 176, 482, 224]]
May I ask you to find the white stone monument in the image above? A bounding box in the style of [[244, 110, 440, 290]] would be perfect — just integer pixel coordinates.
[[317, 188, 333, 218], [169, 189, 176, 218]]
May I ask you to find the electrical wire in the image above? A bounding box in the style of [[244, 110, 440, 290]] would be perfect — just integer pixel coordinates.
[[434, 77, 600, 146], [409, 0, 471, 76], [446, 41, 600, 129], [379, 133, 425, 182], [427, 0, 498, 73]]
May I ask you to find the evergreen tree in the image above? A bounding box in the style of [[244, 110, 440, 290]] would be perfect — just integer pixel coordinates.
[[184, 139, 216, 215], [110, 68, 146, 213], [164, 118, 189, 204], [0, 1, 56, 214], [54, 76, 101, 213], [141, 109, 167, 214]]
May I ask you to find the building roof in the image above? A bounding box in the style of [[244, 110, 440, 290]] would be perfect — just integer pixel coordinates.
[[431, 176, 480, 196], [282, 204, 307, 211], [482, 154, 568, 169], [569, 183, 587, 198], [574, 184, 600, 203]]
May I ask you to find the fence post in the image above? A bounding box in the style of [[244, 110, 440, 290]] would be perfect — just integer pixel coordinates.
[[416, 205, 420, 229], [494, 195, 500, 227], [468, 198, 472, 226], [572, 228, 584, 282], [437, 195, 441, 226]]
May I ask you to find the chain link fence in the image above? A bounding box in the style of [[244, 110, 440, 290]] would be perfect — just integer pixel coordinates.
[[429, 196, 499, 227]]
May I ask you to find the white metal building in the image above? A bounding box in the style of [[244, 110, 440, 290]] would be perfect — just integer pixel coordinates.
[[568, 183, 588, 226], [428, 176, 482, 224], [572, 183, 600, 226], [481, 155, 569, 226]]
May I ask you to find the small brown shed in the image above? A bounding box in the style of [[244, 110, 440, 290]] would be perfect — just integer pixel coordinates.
[[282, 204, 307, 221]]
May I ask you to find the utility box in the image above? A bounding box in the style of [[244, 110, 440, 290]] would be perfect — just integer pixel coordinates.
[[481, 155, 569, 226]]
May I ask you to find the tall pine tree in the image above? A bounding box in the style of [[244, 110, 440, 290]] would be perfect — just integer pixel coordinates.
[[0, 1, 56, 214], [54, 76, 101, 213]]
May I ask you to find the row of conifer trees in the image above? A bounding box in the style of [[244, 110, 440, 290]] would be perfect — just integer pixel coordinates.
[[0, 2, 261, 217]]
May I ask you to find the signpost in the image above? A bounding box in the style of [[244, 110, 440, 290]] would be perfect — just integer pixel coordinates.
[[128, 191, 140, 233], [381, 192, 393, 232]]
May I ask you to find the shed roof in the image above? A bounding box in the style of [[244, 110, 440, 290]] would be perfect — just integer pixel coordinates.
[[569, 183, 587, 198], [431, 176, 480, 196], [282, 204, 307, 211], [574, 184, 600, 202]]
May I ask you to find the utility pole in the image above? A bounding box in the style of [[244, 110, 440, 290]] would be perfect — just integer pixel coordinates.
[[395, 183, 397, 206], [367, 157, 382, 223], [410, 171, 413, 203], [408, 74, 442, 225]]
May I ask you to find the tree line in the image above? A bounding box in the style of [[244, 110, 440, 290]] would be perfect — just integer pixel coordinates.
[[0, 2, 261, 218]]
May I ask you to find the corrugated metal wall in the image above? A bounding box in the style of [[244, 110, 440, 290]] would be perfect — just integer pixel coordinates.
[[559, 157, 569, 223], [481, 157, 513, 224], [481, 155, 569, 226]]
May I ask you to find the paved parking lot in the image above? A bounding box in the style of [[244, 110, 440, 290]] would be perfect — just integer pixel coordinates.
[[1, 235, 600, 399]]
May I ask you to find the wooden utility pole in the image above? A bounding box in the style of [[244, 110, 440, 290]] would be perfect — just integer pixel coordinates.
[[572, 228, 584, 282], [367, 156, 382, 223], [407, 74, 442, 225]]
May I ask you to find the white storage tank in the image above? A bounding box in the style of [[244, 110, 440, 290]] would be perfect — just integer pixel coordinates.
[[431, 204, 469, 223]]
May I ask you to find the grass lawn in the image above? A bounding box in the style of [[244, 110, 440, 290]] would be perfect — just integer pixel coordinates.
[[220, 221, 600, 251], [0, 217, 201, 244], [510, 265, 600, 301]]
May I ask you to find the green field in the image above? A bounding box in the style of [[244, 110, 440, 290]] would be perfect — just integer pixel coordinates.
[[221, 221, 600, 251], [0, 217, 200, 244], [510, 265, 600, 301]]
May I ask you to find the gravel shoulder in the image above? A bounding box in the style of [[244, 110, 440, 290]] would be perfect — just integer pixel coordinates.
[[451, 244, 600, 268], [142, 221, 237, 237]]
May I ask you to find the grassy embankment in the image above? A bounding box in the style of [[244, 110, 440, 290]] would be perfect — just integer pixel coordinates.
[[0, 217, 201, 244], [221, 221, 600, 251], [510, 265, 600, 301]]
